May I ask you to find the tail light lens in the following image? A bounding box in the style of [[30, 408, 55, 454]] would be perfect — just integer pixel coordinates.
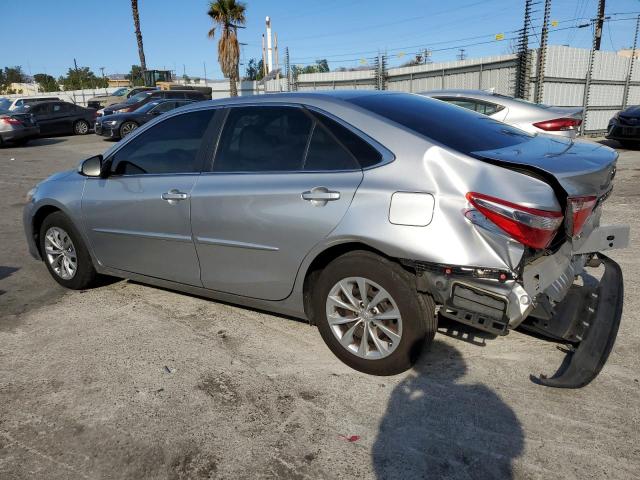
[[1, 117, 22, 126], [533, 117, 582, 131], [466, 192, 564, 249], [567, 196, 597, 236]]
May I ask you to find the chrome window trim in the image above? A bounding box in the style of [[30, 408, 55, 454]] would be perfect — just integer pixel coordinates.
[[204, 102, 393, 175]]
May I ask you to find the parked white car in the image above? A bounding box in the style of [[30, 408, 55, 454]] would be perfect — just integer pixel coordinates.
[[421, 89, 583, 138], [2, 96, 61, 111]]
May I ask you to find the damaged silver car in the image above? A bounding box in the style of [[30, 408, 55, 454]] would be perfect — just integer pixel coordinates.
[[23, 91, 628, 387]]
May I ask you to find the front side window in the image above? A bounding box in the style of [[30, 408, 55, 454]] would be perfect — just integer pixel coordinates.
[[110, 109, 215, 175], [213, 106, 313, 172]]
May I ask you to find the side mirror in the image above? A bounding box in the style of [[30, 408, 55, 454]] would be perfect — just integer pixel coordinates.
[[78, 155, 103, 177]]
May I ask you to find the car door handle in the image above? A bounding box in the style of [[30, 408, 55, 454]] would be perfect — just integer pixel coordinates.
[[301, 187, 341, 202], [162, 190, 189, 202]]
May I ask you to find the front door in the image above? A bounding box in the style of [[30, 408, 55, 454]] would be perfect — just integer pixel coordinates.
[[190, 105, 364, 301], [82, 108, 217, 286]]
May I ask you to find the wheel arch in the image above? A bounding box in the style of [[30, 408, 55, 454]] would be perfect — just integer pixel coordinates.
[[301, 240, 403, 324]]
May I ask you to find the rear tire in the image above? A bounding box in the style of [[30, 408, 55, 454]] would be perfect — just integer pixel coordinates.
[[73, 120, 90, 135], [39, 211, 99, 290], [312, 250, 436, 376]]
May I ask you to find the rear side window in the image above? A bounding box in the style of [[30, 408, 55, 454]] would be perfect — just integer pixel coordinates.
[[348, 93, 532, 155], [213, 106, 312, 172], [436, 97, 503, 116], [312, 111, 382, 168], [110, 109, 215, 175], [304, 123, 358, 171]]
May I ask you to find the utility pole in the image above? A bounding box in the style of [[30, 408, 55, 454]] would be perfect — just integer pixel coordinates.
[[285, 47, 291, 92], [203, 62, 207, 86], [100, 66, 107, 95], [534, 0, 552, 103], [73, 58, 85, 106], [457, 49, 466, 61], [623, 15, 640, 108], [594, 0, 606, 50], [515, 0, 533, 99], [261, 34, 268, 77]]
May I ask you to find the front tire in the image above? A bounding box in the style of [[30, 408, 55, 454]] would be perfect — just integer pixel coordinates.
[[119, 121, 138, 138], [313, 251, 436, 376], [73, 120, 90, 135], [39, 211, 98, 290]]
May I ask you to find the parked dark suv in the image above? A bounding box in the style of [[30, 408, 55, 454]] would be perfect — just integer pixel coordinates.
[[99, 90, 209, 117]]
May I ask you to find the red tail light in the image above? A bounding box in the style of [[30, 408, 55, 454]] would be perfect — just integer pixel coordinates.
[[466, 192, 564, 249], [1, 117, 22, 126], [567, 196, 597, 236], [533, 117, 582, 131]]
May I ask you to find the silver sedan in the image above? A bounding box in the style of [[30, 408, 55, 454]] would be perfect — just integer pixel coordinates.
[[23, 91, 627, 386], [420, 89, 583, 138]]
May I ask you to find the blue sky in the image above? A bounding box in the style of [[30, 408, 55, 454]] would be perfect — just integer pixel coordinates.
[[2, 0, 640, 80]]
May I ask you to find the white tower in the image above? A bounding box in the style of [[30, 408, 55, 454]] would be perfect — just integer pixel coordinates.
[[266, 16, 273, 74]]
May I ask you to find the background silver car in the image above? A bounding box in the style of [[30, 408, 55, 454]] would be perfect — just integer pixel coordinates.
[[421, 89, 583, 138], [23, 92, 626, 386], [0, 110, 39, 146]]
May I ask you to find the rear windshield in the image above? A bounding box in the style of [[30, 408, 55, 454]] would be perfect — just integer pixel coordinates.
[[126, 92, 152, 104], [347, 93, 533, 155]]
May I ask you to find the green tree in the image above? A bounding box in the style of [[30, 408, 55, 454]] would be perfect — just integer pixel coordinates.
[[131, 0, 147, 76], [293, 59, 331, 76], [58, 67, 108, 90], [244, 58, 264, 81], [126, 65, 145, 86], [207, 0, 246, 97], [0, 66, 27, 92], [34, 73, 60, 92]]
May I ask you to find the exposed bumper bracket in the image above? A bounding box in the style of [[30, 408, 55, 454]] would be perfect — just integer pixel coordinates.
[[529, 254, 623, 388]]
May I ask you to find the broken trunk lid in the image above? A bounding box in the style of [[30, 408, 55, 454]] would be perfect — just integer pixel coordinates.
[[472, 135, 618, 198]]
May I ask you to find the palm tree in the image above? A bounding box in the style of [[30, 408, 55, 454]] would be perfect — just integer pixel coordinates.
[[207, 0, 246, 97], [131, 0, 147, 84]]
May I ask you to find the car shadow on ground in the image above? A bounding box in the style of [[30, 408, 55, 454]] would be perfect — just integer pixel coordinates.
[[372, 340, 524, 479], [24, 137, 68, 147], [0, 266, 19, 298]]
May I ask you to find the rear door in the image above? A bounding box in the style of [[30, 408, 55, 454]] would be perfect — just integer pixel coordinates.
[[47, 102, 75, 134], [190, 104, 364, 300]]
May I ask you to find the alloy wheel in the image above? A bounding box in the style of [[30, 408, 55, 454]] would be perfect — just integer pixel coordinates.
[[325, 276, 403, 359], [120, 122, 138, 137], [44, 226, 77, 280], [75, 121, 89, 135]]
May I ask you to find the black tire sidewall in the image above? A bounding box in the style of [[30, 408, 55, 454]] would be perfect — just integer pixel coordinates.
[[39, 211, 97, 289], [313, 251, 436, 376]]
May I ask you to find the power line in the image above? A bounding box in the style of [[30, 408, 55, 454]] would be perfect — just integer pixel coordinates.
[[288, 15, 640, 66]]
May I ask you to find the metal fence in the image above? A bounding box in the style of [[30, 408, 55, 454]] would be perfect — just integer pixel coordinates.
[[5, 45, 637, 134], [2, 87, 119, 107]]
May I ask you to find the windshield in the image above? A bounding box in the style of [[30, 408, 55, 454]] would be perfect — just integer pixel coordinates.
[[112, 88, 128, 97], [126, 91, 152, 104], [0, 98, 11, 110], [348, 92, 533, 156], [135, 100, 163, 113], [13, 105, 31, 113]]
